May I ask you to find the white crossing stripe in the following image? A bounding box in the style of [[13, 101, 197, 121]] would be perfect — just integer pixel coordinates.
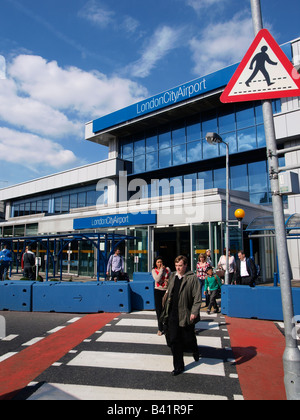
[[22, 337, 44, 346], [28, 383, 228, 401], [47, 326, 65, 334], [67, 351, 226, 377], [196, 321, 220, 331], [116, 319, 158, 327], [67, 317, 82, 323], [0, 352, 18, 362], [1, 334, 18, 342], [97, 331, 222, 349], [116, 318, 220, 330]]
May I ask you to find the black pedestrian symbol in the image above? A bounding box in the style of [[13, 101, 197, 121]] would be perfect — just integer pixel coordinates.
[[246, 46, 277, 87]]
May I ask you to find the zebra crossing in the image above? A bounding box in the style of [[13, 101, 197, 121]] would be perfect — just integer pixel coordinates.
[[26, 310, 244, 400]]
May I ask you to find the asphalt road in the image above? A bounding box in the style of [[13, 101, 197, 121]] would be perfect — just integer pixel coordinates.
[[0, 310, 243, 402]]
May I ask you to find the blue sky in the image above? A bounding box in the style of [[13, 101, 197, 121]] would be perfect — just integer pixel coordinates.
[[0, 0, 299, 187]]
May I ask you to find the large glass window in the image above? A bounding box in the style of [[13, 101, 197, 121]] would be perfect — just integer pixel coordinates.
[[134, 154, 146, 173], [248, 161, 268, 193], [187, 140, 202, 163], [159, 148, 171, 168], [146, 152, 158, 171], [173, 144, 186, 166], [214, 168, 226, 189], [70, 194, 78, 209], [222, 132, 238, 155], [236, 104, 255, 129], [119, 100, 279, 182], [219, 106, 236, 134], [202, 138, 219, 159], [172, 122, 186, 146], [122, 140, 133, 160], [257, 125, 266, 148], [159, 126, 171, 150], [184, 173, 197, 193], [61, 196, 69, 213], [146, 132, 158, 153], [187, 119, 201, 142], [134, 137, 145, 156], [237, 127, 257, 152], [199, 170, 213, 190], [202, 110, 218, 135], [230, 164, 248, 192]]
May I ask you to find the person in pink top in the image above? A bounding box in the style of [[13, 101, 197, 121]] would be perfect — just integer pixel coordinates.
[[196, 253, 210, 307], [152, 256, 171, 336]]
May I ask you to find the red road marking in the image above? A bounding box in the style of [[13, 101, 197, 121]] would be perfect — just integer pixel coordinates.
[[226, 316, 287, 400], [0, 313, 119, 400]]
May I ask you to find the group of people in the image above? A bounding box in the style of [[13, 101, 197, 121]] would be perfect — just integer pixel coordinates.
[[0, 244, 36, 281], [213, 248, 257, 288], [151, 249, 258, 376], [0, 244, 12, 281]]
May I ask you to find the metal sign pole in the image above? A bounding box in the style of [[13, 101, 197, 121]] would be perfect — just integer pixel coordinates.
[[250, 0, 300, 400]]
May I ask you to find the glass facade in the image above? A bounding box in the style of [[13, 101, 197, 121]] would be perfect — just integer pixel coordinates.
[[128, 160, 277, 205], [120, 100, 282, 206], [11, 185, 104, 218], [120, 100, 281, 174]]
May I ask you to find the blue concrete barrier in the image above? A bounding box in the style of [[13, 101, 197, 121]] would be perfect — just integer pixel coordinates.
[[99, 281, 131, 313], [222, 285, 300, 321], [130, 280, 155, 311], [0, 281, 34, 312], [32, 282, 131, 313], [133, 272, 153, 282], [1, 276, 155, 313]]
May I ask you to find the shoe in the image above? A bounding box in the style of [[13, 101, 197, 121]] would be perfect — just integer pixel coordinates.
[[157, 331, 163, 336], [206, 310, 211, 315], [172, 368, 184, 376], [214, 308, 220, 314], [193, 352, 200, 362]]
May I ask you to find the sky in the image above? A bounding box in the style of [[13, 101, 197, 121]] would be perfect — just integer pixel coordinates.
[[0, 0, 299, 187]]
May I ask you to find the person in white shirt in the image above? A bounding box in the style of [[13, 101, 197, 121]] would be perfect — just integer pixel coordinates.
[[106, 248, 124, 282], [235, 250, 257, 287], [217, 248, 236, 284]]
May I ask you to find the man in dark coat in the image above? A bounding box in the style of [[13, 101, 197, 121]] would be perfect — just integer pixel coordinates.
[[23, 246, 36, 280], [163, 255, 202, 376], [235, 250, 257, 287]]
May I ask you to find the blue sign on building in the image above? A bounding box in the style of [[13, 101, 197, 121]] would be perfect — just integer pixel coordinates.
[[92, 63, 239, 134], [73, 211, 157, 230], [92, 41, 292, 135]]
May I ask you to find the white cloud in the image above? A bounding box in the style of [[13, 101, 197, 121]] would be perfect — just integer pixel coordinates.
[[0, 77, 81, 139], [0, 127, 77, 170], [8, 55, 147, 120], [126, 26, 183, 78], [0, 55, 6, 79], [78, 0, 141, 37], [189, 12, 254, 75], [0, 54, 148, 173], [186, 0, 227, 11], [78, 0, 115, 28]]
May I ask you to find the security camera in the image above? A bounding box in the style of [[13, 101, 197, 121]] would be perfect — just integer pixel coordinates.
[[205, 132, 223, 145]]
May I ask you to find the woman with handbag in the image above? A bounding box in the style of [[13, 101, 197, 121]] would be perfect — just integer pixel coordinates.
[[196, 253, 210, 307], [217, 248, 236, 284], [152, 256, 171, 336]]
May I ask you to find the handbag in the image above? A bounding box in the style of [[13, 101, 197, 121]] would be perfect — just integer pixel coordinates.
[[216, 269, 225, 279]]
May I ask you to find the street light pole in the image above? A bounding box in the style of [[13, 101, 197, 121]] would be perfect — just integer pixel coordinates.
[[250, 0, 300, 400], [206, 133, 230, 285], [224, 141, 230, 286]]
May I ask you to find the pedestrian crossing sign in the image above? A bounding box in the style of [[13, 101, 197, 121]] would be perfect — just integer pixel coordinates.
[[221, 29, 300, 103]]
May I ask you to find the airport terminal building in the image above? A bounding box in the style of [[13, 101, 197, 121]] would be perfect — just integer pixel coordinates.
[[1, 37, 300, 281]]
